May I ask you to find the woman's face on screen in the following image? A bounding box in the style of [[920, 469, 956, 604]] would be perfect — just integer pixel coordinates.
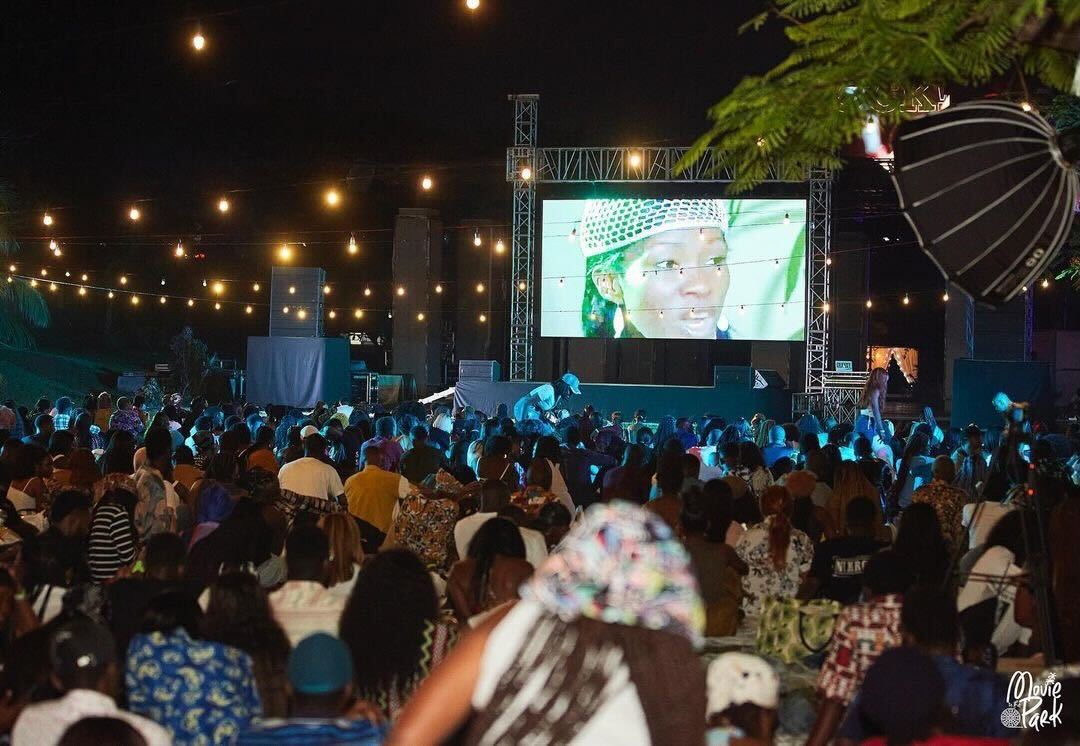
[[617, 227, 730, 338]]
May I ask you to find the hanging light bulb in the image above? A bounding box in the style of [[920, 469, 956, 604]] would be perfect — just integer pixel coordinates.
[[49, 239, 58, 251], [825, 257, 833, 266], [212, 281, 225, 295], [520, 166, 532, 181], [49, 282, 57, 292], [202, 279, 208, 287], [328, 309, 336, 319], [417, 312, 425, 321], [245, 305, 252, 314], [1022, 285, 1028, 293], [659, 309, 665, 318], [130, 295, 140, 305], [174, 241, 186, 258], [822, 301, 831, 313], [192, 32, 206, 51], [278, 244, 293, 262], [347, 234, 358, 255], [288, 285, 296, 295], [324, 188, 341, 207], [354, 309, 363, 319], [81, 274, 88, 282], [297, 309, 307, 320], [1021, 101, 1033, 112], [466, 0, 480, 9], [53, 247, 62, 258], [387, 311, 393, 319], [396, 286, 405, 296], [160, 278, 166, 286], [1042, 277, 1050, 288], [479, 313, 487, 322], [364, 287, 371, 297], [628, 151, 642, 169], [159, 296, 167, 304], [40, 268, 47, 276], [903, 294, 911, 305], [253, 283, 260, 292], [128, 206, 141, 222], [779, 303, 786, 313], [774, 258, 780, 269], [119, 275, 127, 285], [518, 280, 527, 291], [473, 231, 482, 247], [217, 198, 230, 213], [64, 271, 70, 277], [283, 306, 290, 314], [7, 264, 14, 272], [78, 287, 86, 296], [738, 304, 746, 315], [30, 279, 38, 287], [435, 284, 443, 293], [420, 175, 433, 191], [866, 298, 873, 308], [495, 239, 505, 254], [476, 282, 485, 293], [323, 285, 331, 295], [187, 299, 195, 307], [558, 277, 565, 286], [108, 291, 114, 299], [42, 213, 53, 227], [942, 290, 950, 302], [214, 302, 221, 310]]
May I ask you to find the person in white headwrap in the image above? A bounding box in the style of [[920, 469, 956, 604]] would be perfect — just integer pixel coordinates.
[[578, 198, 732, 339], [706, 652, 780, 745]]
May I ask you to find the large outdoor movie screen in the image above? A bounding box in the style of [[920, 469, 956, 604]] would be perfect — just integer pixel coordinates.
[[540, 198, 807, 341]]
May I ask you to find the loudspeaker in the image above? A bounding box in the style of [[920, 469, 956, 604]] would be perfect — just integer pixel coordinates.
[[459, 360, 501, 382], [269, 267, 325, 337], [713, 365, 752, 388]]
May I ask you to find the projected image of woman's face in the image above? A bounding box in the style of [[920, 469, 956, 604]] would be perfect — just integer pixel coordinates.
[[616, 227, 730, 339]]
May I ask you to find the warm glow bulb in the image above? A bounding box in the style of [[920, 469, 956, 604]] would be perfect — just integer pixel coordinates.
[[40, 269, 47, 277], [120, 275, 127, 285], [288, 286, 296, 295], [903, 294, 910, 305], [217, 198, 230, 213], [822, 301, 831, 313], [520, 166, 532, 181], [518, 280, 526, 291], [473, 232, 482, 247], [354, 309, 363, 318], [212, 281, 225, 295], [866, 299, 872, 308], [1042, 277, 1050, 288], [323, 285, 331, 295], [78, 287, 86, 296], [192, 33, 206, 51], [466, 0, 480, 8], [49, 282, 57, 292], [1021, 101, 1033, 112], [49, 240, 58, 251], [628, 151, 642, 168], [107, 291, 114, 298], [253, 283, 260, 292], [495, 239, 505, 254], [81, 274, 88, 281], [396, 286, 405, 296], [30, 279, 37, 287], [435, 284, 443, 293], [479, 313, 487, 323], [279, 244, 293, 261], [129, 207, 141, 221], [159, 296, 166, 304], [364, 287, 371, 297], [214, 302, 221, 310], [328, 309, 336, 319], [187, 299, 194, 307], [421, 175, 433, 191], [282, 306, 290, 314], [417, 312, 425, 321], [131, 295, 139, 305], [347, 234, 358, 254], [943, 291, 950, 302], [175, 241, 185, 258], [245, 305, 252, 314], [297, 309, 307, 320], [7, 264, 14, 272], [476, 282, 485, 293], [42, 213, 53, 227], [324, 189, 341, 207]]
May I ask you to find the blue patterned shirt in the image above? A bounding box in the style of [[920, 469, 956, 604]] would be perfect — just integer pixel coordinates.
[[126, 628, 262, 745]]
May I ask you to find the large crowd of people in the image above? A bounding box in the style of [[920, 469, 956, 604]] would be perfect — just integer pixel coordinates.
[[0, 371, 1077, 745]]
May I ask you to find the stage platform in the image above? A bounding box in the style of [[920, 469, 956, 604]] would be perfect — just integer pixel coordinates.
[[455, 377, 791, 422]]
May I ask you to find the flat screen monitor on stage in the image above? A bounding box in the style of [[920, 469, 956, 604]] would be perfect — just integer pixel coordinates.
[[540, 198, 807, 341]]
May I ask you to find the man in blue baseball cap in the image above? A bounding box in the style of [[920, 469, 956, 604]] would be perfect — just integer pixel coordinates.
[[512, 372, 582, 425], [238, 633, 384, 745]]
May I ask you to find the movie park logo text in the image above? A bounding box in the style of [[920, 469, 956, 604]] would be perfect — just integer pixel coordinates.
[[1000, 671, 1062, 732]]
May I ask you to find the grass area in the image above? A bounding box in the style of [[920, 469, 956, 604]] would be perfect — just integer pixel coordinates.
[[0, 346, 152, 404]]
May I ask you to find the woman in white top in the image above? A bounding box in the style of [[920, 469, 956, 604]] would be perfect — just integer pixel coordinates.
[[389, 502, 708, 746], [855, 367, 889, 443], [735, 485, 814, 616]]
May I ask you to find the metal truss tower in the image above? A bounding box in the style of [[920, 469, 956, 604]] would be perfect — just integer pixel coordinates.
[[505, 96, 830, 391]]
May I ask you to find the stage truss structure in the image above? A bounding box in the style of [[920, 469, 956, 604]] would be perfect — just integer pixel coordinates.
[[506, 94, 833, 396]]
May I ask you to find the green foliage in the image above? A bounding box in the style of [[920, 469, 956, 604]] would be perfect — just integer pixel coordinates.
[[139, 377, 165, 416], [0, 181, 49, 348], [168, 326, 209, 400], [684, 0, 1080, 191]]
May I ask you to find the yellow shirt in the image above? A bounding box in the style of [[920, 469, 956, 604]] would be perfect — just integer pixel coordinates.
[[344, 465, 410, 533]]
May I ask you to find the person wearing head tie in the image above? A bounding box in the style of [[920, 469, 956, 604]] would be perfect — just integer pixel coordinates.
[[576, 199, 733, 339]]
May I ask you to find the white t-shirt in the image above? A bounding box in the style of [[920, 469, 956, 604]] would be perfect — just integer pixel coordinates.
[[961, 501, 1015, 550], [278, 457, 345, 501], [957, 545, 1032, 654], [268, 580, 347, 647], [472, 599, 649, 746], [13, 688, 170, 746], [454, 513, 548, 568]]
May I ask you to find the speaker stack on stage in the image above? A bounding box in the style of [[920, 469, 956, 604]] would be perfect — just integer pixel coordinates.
[[245, 266, 350, 408]]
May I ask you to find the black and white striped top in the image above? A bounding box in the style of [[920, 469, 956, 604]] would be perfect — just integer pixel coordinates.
[[88, 502, 136, 582]]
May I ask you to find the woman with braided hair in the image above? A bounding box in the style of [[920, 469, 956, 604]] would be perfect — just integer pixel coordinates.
[[389, 501, 707, 746]]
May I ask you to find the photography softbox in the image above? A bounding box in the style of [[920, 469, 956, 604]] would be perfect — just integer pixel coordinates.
[[891, 100, 1078, 307]]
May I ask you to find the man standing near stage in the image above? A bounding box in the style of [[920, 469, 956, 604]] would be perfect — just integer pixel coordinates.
[[512, 373, 581, 423]]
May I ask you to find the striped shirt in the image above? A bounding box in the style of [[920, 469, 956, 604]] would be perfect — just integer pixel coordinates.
[[88, 502, 136, 581]]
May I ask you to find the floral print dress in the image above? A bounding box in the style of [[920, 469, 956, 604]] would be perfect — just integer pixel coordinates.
[[734, 516, 814, 616]]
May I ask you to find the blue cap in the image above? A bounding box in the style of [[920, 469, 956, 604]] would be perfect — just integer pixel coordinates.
[[560, 372, 582, 395], [287, 633, 353, 694]]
